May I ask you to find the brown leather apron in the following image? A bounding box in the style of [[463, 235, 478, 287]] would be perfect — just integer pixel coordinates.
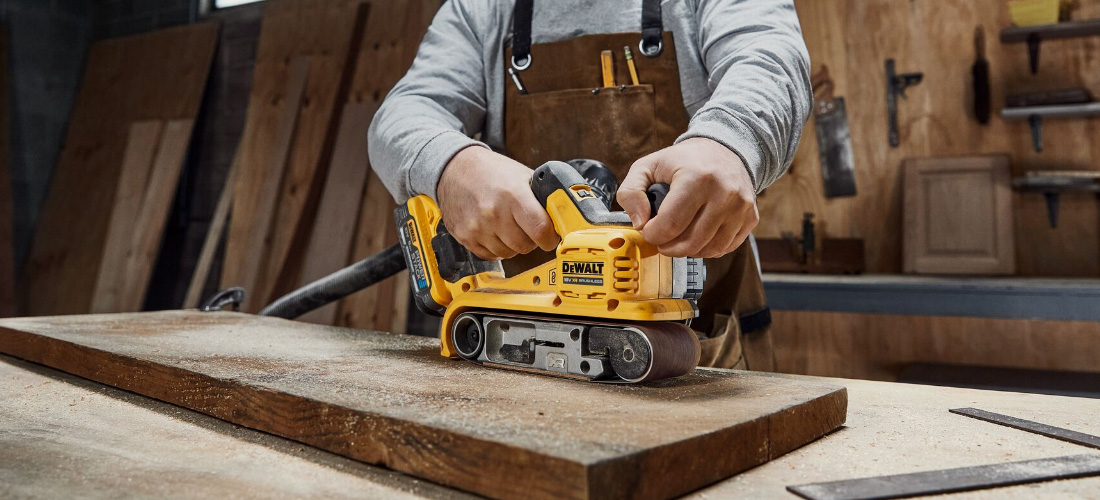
[[501, 0, 775, 371]]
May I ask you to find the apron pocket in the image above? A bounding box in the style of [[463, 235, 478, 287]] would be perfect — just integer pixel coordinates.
[[506, 85, 657, 178]]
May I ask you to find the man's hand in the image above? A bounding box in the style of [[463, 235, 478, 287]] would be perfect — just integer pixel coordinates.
[[437, 146, 559, 260], [617, 137, 758, 258]]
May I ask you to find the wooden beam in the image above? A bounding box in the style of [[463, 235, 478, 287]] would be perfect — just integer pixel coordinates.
[[0, 311, 845, 500]]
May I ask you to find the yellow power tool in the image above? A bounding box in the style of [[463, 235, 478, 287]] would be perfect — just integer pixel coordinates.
[[395, 161, 705, 383]]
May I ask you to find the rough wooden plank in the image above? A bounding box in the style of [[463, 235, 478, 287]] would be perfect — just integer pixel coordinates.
[[222, 55, 310, 310], [0, 356, 471, 500], [91, 121, 165, 313], [115, 119, 197, 311], [298, 101, 378, 324], [0, 311, 845, 500], [336, 173, 399, 330], [19, 23, 219, 315], [183, 149, 241, 309], [221, 0, 369, 313]]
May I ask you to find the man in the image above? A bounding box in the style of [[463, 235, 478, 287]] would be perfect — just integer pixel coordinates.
[[369, 0, 812, 370]]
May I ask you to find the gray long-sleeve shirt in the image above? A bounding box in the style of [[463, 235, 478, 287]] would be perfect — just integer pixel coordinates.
[[368, 0, 812, 202]]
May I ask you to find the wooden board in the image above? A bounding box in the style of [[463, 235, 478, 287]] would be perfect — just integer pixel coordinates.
[[0, 311, 846, 500], [19, 23, 219, 316], [335, 0, 438, 332], [92, 121, 166, 313], [771, 309, 1100, 381], [221, 0, 369, 312], [0, 27, 14, 318], [902, 155, 1015, 274], [298, 102, 378, 324], [759, 0, 1100, 276], [0, 355, 471, 500]]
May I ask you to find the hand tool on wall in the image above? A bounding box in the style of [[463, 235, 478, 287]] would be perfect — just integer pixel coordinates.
[[972, 27, 991, 125], [886, 59, 923, 147], [811, 66, 857, 197], [255, 160, 703, 384]]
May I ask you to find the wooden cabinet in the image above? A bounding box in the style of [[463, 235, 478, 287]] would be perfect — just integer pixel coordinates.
[[903, 155, 1015, 274]]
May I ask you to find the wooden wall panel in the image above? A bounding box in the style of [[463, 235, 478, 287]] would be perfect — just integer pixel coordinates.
[[772, 310, 1100, 381], [760, 0, 1100, 276], [18, 23, 219, 316]]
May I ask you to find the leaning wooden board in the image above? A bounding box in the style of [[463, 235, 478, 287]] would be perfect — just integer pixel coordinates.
[[0, 311, 845, 500], [19, 23, 218, 316]]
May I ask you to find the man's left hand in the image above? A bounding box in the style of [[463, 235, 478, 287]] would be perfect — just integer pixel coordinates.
[[617, 137, 758, 258]]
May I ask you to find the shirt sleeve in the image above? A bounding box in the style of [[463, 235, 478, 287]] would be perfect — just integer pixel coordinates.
[[367, 0, 492, 202], [677, 0, 812, 193]]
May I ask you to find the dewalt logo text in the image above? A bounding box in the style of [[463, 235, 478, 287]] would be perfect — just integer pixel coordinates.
[[562, 261, 604, 275]]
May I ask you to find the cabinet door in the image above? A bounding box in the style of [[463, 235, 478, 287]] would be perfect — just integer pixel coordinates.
[[903, 155, 1015, 275]]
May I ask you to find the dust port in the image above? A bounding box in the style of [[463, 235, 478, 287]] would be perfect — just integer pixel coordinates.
[[607, 299, 619, 311], [609, 237, 625, 249], [580, 360, 591, 373], [533, 275, 541, 286], [570, 329, 580, 341]]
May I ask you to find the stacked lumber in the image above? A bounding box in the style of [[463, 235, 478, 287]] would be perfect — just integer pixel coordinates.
[[212, 0, 437, 332], [0, 27, 13, 318], [18, 23, 219, 316]]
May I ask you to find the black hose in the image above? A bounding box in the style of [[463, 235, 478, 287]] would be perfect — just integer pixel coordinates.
[[259, 243, 407, 319]]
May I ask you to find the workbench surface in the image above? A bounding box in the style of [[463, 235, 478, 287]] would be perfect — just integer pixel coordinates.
[[3, 354, 1099, 499]]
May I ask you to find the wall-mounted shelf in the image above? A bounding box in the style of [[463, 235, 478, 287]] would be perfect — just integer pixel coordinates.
[[1012, 172, 1100, 228], [1000, 19, 1100, 73], [1001, 102, 1100, 153]]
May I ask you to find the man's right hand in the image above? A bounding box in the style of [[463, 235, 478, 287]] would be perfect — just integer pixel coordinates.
[[437, 146, 560, 260]]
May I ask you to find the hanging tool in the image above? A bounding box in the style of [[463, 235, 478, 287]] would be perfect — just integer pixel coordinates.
[[257, 160, 703, 384], [972, 26, 991, 125], [886, 59, 923, 147], [811, 66, 857, 197]]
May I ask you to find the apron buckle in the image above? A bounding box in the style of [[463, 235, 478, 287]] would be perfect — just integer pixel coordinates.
[[639, 38, 663, 57], [511, 54, 532, 71]]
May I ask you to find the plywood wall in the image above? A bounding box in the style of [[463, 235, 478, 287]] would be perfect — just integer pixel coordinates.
[[758, 0, 1100, 276]]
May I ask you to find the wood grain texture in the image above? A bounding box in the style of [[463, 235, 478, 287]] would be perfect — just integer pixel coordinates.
[[0, 27, 14, 317], [902, 155, 1015, 274], [760, 1, 1100, 276], [336, 0, 438, 332], [771, 309, 1100, 381], [183, 149, 241, 309], [221, 0, 369, 312], [19, 23, 219, 315], [0, 356, 471, 500], [0, 311, 845, 500], [116, 120, 197, 311], [298, 102, 378, 324], [92, 121, 165, 313]]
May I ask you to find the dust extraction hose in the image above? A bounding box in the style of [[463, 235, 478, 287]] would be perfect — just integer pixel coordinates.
[[259, 243, 407, 319]]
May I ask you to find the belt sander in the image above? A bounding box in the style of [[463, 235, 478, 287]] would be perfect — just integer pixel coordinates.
[[252, 161, 704, 383]]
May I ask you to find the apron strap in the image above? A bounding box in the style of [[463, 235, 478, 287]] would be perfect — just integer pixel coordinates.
[[511, 0, 664, 70]]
